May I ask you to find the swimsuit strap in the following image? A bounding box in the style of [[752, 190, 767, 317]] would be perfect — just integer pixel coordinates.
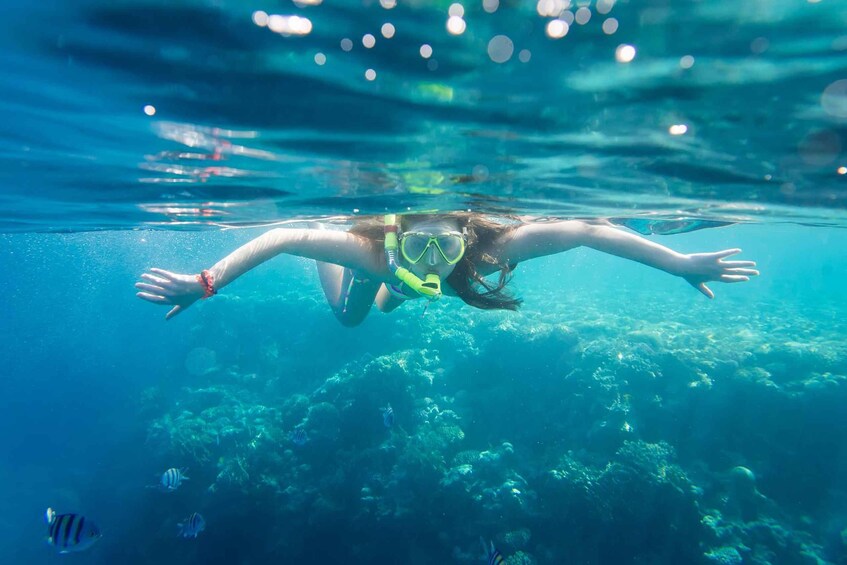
[[340, 272, 371, 314], [387, 282, 418, 301]]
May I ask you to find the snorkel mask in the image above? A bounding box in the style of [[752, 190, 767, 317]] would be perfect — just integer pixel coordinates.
[[385, 214, 465, 301], [399, 230, 466, 265]]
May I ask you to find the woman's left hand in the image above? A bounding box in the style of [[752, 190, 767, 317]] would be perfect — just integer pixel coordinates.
[[678, 248, 759, 299]]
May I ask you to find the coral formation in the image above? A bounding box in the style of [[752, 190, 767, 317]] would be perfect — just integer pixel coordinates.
[[140, 295, 846, 563]]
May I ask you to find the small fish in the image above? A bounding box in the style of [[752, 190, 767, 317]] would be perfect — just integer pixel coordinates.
[[480, 537, 505, 565], [178, 512, 206, 538], [290, 428, 308, 446], [159, 467, 189, 491], [45, 508, 102, 553], [381, 404, 394, 428]]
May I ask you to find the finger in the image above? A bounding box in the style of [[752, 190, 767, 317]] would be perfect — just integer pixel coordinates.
[[725, 268, 759, 276], [150, 268, 179, 281], [136, 291, 170, 304], [141, 273, 171, 286], [697, 282, 715, 299], [719, 275, 750, 283], [166, 305, 183, 320], [721, 260, 756, 268], [135, 282, 167, 294], [714, 248, 742, 259]]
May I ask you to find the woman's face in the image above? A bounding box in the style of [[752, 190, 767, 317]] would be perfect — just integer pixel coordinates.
[[402, 218, 463, 280]]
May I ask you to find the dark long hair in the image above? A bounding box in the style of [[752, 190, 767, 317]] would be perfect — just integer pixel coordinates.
[[349, 213, 524, 311]]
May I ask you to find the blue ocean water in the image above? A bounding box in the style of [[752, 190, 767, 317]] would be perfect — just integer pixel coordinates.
[[1, 0, 847, 564]]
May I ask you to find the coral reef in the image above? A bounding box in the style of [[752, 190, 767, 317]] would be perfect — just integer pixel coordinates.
[[140, 294, 846, 564]]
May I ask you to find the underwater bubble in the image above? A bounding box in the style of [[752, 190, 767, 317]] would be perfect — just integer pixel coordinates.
[[185, 347, 217, 376], [446, 16, 466, 35], [267, 15, 312, 36], [537, 0, 568, 17], [822, 80, 847, 118], [615, 44, 636, 63], [487, 35, 514, 63], [750, 36, 769, 54], [252, 11, 269, 27], [546, 20, 569, 39], [596, 0, 615, 15], [799, 129, 841, 166]]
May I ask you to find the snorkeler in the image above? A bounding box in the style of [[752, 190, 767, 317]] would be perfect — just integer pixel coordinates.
[[135, 213, 758, 327]]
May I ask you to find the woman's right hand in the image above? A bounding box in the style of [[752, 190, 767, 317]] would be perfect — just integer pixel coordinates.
[[135, 268, 206, 320]]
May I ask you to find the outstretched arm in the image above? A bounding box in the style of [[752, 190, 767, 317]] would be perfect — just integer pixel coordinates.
[[497, 220, 758, 298], [136, 228, 386, 319]]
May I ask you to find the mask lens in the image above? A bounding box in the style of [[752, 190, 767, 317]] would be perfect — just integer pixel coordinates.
[[436, 234, 464, 263], [401, 234, 430, 263]]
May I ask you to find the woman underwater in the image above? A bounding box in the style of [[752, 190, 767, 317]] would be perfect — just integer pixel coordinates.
[[135, 213, 758, 326]]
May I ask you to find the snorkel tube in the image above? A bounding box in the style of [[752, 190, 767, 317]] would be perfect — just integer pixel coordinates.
[[384, 214, 442, 300]]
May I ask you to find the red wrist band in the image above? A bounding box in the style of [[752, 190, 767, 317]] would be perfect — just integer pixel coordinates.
[[197, 270, 216, 299]]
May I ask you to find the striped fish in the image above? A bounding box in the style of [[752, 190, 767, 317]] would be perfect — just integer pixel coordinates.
[[178, 512, 206, 538], [160, 467, 189, 491], [480, 537, 505, 565], [45, 508, 101, 553], [381, 404, 394, 428], [290, 428, 308, 446]]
